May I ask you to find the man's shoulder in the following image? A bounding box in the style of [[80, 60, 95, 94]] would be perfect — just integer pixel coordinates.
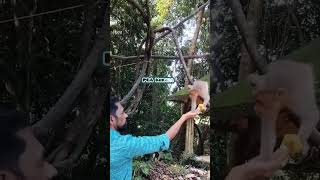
[[111, 132, 169, 143], [111, 133, 135, 143]]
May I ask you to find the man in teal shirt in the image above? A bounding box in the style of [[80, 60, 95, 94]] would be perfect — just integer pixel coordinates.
[[110, 92, 292, 180], [110, 96, 199, 180]]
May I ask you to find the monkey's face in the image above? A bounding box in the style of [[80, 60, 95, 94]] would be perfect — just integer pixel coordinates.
[[189, 89, 199, 98], [247, 73, 266, 95], [248, 73, 291, 109]]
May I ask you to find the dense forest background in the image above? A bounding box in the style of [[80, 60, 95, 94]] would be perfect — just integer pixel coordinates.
[[0, 0, 107, 179]]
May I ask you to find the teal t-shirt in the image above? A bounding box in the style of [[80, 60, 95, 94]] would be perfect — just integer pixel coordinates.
[[110, 129, 170, 180]]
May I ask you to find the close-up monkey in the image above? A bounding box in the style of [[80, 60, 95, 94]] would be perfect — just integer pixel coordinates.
[[188, 80, 210, 112], [248, 60, 320, 160]]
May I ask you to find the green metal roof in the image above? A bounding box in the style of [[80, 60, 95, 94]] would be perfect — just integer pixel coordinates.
[[167, 74, 210, 102]]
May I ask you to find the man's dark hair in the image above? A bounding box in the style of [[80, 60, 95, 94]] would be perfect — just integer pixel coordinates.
[[110, 96, 120, 117], [0, 105, 27, 177]]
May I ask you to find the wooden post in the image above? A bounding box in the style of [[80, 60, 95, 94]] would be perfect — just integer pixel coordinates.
[[185, 98, 196, 155], [185, 117, 194, 154]]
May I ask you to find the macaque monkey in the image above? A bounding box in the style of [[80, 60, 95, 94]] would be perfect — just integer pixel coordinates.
[[248, 60, 320, 160], [188, 80, 210, 112]]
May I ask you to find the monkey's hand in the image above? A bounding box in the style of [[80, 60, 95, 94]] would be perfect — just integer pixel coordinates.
[[281, 134, 303, 160], [254, 90, 283, 120]]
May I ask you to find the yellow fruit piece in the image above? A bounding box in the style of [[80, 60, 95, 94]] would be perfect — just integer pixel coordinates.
[[198, 104, 206, 113], [281, 134, 303, 159]]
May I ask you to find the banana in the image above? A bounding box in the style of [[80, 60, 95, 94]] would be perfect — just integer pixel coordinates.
[[281, 134, 303, 159]]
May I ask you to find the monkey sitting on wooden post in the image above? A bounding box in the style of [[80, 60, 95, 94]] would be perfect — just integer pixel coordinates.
[[248, 60, 320, 161], [188, 80, 210, 113]]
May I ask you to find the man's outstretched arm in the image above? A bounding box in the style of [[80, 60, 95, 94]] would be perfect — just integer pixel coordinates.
[[166, 111, 199, 140], [125, 110, 199, 158]]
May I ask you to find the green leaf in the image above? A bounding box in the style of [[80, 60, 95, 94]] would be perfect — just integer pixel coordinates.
[[141, 165, 150, 175]]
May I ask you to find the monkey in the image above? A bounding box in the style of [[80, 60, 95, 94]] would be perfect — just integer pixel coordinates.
[[188, 80, 210, 112], [248, 60, 320, 160]]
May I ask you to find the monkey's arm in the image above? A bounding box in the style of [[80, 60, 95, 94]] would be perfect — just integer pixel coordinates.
[[297, 108, 319, 155], [260, 116, 277, 160], [190, 94, 198, 111], [254, 91, 282, 160]]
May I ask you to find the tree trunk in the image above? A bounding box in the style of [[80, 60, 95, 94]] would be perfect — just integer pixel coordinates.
[[195, 123, 204, 155], [227, 0, 267, 74], [229, 0, 261, 174], [237, 0, 263, 81], [184, 6, 205, 156], [209, 0, 229, 179], [152, 61, 158, 121], [232, 0, 264, 169], [33, 22, 107, 134]]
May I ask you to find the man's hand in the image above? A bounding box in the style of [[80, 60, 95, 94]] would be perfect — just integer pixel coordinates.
[[181, 110, 200, 121], [226, 147, 289, 180]]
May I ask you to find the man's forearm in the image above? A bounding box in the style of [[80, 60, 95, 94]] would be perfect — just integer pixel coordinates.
[[166, 117, 187, 141]]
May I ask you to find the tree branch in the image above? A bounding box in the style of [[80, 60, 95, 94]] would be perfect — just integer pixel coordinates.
[[154, 0, 209, 45], [185, 6, 205, 86], [52, 82, 107, 167], [287, 0, 305, 46], [155, 27, 193, 84], [238, 0, 263, 80], [33, 21, 107, 132], [227, 0, 267, 74], [111, 54, 210, 60], [126, 0, 149, 23], [209, 0, 227, 91], [120, 62, 147, 105], [120, 0, 152, 105], [126, 84, 146, 116], [77, 0, 97, 70]]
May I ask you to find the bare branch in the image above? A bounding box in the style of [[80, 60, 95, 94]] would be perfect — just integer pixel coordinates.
[[188, 8, 205, 56], [120, 0, 153, 105], [156, 27, 193, 84], [286, 0, 305, 45], [53, 127, 93, 168], [111, 54, 210, 60], [52, 82, 107, 167], [238, 0, 263, 80], [33, 22, 107, 131], [77, 0, 97, 70], [227, 0, 267, 74], [120, 62, 147, 105], [126, 84, 146, 116], [126, 0, 149, 23], [185, 7, 205, 86], [154, 0, 209, 45], [209, 0, 226, 91]]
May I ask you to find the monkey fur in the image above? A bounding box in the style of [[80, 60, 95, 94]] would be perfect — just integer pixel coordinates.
[[248, 60, 320, 160]]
